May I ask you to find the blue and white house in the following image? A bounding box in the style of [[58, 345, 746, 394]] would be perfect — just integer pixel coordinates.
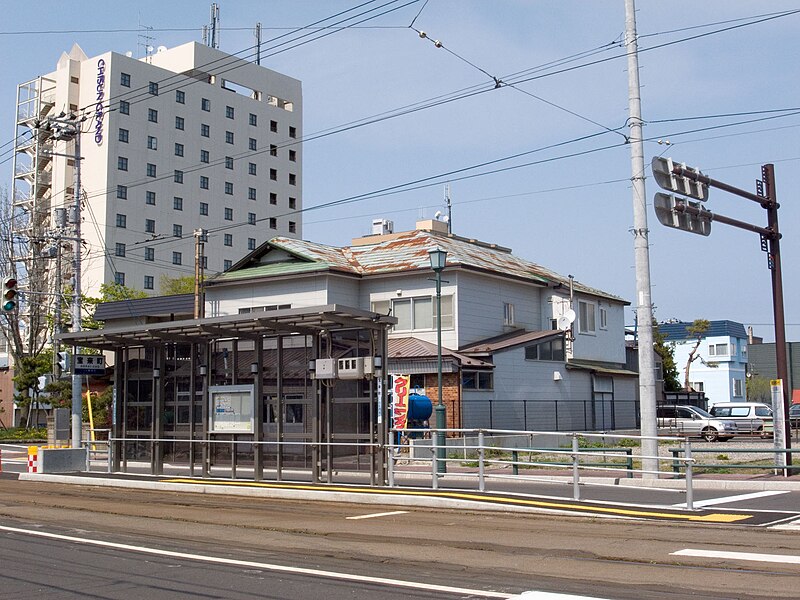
[[658, 320, 749, 404]]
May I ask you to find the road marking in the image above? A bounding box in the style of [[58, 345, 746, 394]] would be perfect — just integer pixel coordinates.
[[770, 516, 800, 531], [507, 593, 610, 599], [672, 490, 789, 508], [672, 548, 800, 565], [346, 510, 408, 520], [0, 524, 513, 598]]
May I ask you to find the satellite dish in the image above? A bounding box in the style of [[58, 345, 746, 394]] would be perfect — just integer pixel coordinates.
[[557, 316, 572, 331], [564, 309, 576, 323], [157, 46, 167, 53], [125, 51, 133, 58]]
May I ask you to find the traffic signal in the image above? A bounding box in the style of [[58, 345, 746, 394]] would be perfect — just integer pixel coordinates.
[[2, 278, 17, 312], [654, 193, 711, 236], [57, 351, 70, 374], [652, 157, 709, 201]]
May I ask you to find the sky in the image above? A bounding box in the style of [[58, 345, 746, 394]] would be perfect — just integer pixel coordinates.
[[2, 1, 799, 342]]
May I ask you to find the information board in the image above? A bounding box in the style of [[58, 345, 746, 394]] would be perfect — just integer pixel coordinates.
[[208, 385, 255, 434]]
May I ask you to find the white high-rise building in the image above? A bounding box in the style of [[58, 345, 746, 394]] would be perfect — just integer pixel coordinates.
[[12, 41, 303, 297]]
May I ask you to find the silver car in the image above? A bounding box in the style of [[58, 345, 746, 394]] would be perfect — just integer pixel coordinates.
[[656, 404, 738, 442]]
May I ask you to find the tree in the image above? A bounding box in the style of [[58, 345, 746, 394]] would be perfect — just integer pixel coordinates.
[[653, 321, 681, 392], [746, 374, 771, 404], [682, 319, 717, 391], [160, 274, 195, 296]]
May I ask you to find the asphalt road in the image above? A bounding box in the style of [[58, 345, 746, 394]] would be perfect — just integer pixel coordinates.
[[1, 478, 799, 599]]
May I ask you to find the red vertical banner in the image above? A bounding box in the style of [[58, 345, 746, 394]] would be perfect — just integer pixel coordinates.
[[392, 375, 410, 430]]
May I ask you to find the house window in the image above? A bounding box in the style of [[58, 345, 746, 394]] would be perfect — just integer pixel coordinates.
[[114, 272, 125, 286], [172, 252, 182, 265], [599, 307, 608, 330], [270, 120, 278, 132], [690, 381, 704, 392], [147, 108, 158, 123], [148, 81, 158, 96], [116, 185, 127, 199], [147, 136, 157, 150], [249, 113, 257, 126], [173, 224, 182, 238], [144, 275, 154, 290], [145, 247, 154, 261], [174, 170, 184, 184], [289, 197, 296, 209], [120, 72, 131, 87], [200, 176, 209, 189], [578, 300, 596, 334], [175, 116, 185, 130], [118, 128, 129, 143], [224, 234, 233, 247], [201, 124, 210, 137], [525, 337, 565, 361], [289, 149, 297, 162], [119, 100, 130, 115], [288, 173, 296, 186], [269, 218, 277, 229], [389, 296, 454, 331], [225, 105, 234, 119], [224, 259, 232, 271], [225, 131, 234, 144], [708, 343, 728, 357], [249, 138, 257, 151], [270, 169, 277, 181], [247, 212, 256, 225], [225, 156, 234, 170], [174, 143, 184, 157], [201, 98, 210, 111], [248, 162, 257, 175], [248, 238, 256, 250], [115, 214, 127, 228], [288, 221, 296, 233], [269, 192, 277, 205], [145, 191, 156, 205], [224, 207, 233, 221], [117, 157, 128, 171], [175, 89, 185, 104], [145, 219, 155, 233], [248, 187, 257, 201], [289, 126, 297, 138], [146, 163, 156, 177], [200, 149, 209, 163], [224, 182, 233, 195], [462, 371, 493, 390], [732, 379, 744, 397], [199, 202, 208, 216], [173, 197, 183, 211], [115, 243, 126, 257], [503, 302, 515, 326], [269, 144, 277, 157]]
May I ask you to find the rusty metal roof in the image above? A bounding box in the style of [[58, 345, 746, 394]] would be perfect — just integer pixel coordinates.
[[460, 329, 562, 354], [211, 229, 625, 302], [389, 337, 493, 368]]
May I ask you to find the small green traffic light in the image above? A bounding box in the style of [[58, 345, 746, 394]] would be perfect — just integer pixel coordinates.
[[2, 278, 17, 312]]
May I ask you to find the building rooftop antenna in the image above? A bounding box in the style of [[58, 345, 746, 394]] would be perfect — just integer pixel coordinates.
[[137, 15, 155, 62], [444, 183, 452, 233]]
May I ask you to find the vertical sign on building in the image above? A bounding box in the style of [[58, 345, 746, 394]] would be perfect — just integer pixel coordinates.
[[392, 375, 410, 431], [771, 379, 786, 469]]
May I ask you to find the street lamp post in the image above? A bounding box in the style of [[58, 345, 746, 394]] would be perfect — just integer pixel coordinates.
[[428, 247, 447, 474]]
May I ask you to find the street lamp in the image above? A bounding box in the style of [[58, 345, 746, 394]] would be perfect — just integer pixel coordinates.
[[428, 247, 447, 474]]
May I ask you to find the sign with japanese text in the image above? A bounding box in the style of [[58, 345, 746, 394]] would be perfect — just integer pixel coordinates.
[[392, 375, 410, 430]]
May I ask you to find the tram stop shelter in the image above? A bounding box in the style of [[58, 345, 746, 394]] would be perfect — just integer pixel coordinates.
[[58, 304, 396, 485]]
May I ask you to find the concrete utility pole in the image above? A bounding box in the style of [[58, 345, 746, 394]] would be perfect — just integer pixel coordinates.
[[624, 0, 658, 478]]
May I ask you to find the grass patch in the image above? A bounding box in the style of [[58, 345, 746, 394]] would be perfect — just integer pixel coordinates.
[[0, 427, 47, 441]]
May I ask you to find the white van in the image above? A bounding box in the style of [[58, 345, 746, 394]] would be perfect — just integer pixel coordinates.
[[709, 402, 773, 437]]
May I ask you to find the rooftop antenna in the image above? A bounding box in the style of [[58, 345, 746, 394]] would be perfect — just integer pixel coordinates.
[[137, 15, 155, 61], [444, 183, 452, 233], [202, 25, 208, 46], [210, 3, 220, 49], [255, 22, 262, 64]]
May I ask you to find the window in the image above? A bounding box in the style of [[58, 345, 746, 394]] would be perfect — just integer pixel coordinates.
[[117, 157, 128, 171], [269, 192, 277, 205], [172, 252, 182, 265], [118, 128, 129, 143], [147, 108, 158, 123], [249, 113, 257, 126], [147, 136, 157, 150], [199, 202, 208, 216], [224, 259, 232, 271], [146, 163, 157, 177], [270, 120, 278, 132], [201, 98, 210, 111], [115, 214, 127, 228], [289, 149, 297, 162], [289, 197, 296, 209], [248, 187, 257, 201], [225, 131, 234, 144], [224, 182, 233, 195], [289, 126, 297, 138], [145, 191, 156, 205], [200, 149, 209, 163], [689, 381, 704, 392], [200, 176, 209, 189], [224, 233, 233, 247], [175, 89, 185, 104], [270, 169, 277, 181], [144, 275, 154, 290], [225, 156, 234, 169], [114, 272, 125, 286], [145, 219, 155, 233], [248, 162, 257, 175], [733, 378, 744, 397], [224, 207, 233, 220], [174, 143, 184, 157], [145, 247, 154, 261], [389, 295, 454, 331], [269, 218, 277, 229], [174, 170, 184, 184], [148, 81, 158, 96], [462, 371, 493, 390], [269, 144, 277, 157], [708, 343, 728, 357], [201, 123, 210, 137], [173, 224, 183, 238], [115, 243, 126, 257], [173, 197, 183, 211], [578, 300, 596, 334], [599, 307, 608, 330], [248, 238, 256, 250], [225, 105, 234, 119], [288, 221, 296, 233], [288, 173, 296, 186], [249, 138, 257, 151], [119, 100, 130, 115], [245, 213, 256, 226], [116, 185, 127, 199], [525, 337, 565, 361], [503, 302, 515, 326], [175, 116, 185, 130], [120, 72, 131, 87]]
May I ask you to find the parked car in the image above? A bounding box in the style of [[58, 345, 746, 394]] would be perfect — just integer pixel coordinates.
[[789, 404, 800, 428], [709, 402, 773, 438], [656, 404, 737, 442]]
